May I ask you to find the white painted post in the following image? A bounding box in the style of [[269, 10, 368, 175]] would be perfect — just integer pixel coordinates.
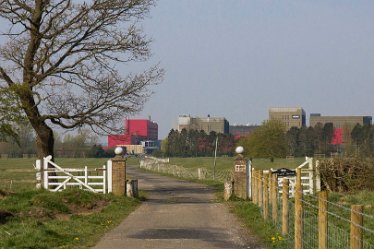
[[315, 160, 321, 192], [43, 157, 49, 190], [308, 157, 314, 194], [107, 160, 112, 193], [84, 166, 88, 185], [126, 180, 133, 197], [103, 165, 107, 194], [35, 159, 42, 189], [247, 160, 252, 199], [224, 181, 233, 201]]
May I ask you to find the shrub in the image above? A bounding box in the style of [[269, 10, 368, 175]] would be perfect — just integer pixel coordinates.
[[319, 157, 374, 192]]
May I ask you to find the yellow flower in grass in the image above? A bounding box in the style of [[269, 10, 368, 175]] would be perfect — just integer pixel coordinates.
[[74, 237, 80, 241], [270, 233, 283, 243]]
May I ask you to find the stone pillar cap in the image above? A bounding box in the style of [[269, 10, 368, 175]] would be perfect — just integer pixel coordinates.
[[114, 147, 124, 155], [235, 146, 244, 154]]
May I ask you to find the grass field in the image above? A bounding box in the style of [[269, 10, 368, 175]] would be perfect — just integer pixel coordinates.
[[169, 156, 306, 171], [2, 156, 374, 248], [0, 157, 142, 248], [0, 156, 306, 192]]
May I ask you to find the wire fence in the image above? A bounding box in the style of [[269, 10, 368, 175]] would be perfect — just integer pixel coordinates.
[[252, 168, 374, 249], [140, 156, 374, 249], [139, 156, 232, 182]]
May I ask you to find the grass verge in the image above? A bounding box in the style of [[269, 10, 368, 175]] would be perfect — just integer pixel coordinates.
[[0, 189, 140, 249], [229, 199, 288, 249]]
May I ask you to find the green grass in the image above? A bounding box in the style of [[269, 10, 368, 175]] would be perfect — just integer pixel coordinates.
[[327, 191, 374, 247], [0, 156, 304, 192], [0, 157, 142, 248], [229, 200, 288, 249], [0, 189, 139, 249], [0, 157, 140, 192], [5, 157, 373, 248]]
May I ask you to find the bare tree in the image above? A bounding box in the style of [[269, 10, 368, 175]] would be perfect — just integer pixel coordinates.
[[0, 0, 163, 159]]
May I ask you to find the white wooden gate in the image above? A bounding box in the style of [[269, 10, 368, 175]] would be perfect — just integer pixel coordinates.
[[276, 157, 321, 197], [35, 156, 113, 194]]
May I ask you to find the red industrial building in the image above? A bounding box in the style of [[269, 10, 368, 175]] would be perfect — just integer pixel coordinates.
[[107, 119, 158, 148]]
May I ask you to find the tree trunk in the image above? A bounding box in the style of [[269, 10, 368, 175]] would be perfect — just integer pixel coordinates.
[[18, 92, 55, 161], [35, 124, 54, 160]]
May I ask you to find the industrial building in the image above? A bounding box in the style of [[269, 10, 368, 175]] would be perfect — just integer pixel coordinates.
[[269, 107, 306, 130], [177, 115, 229, 134], [309, 114, 372, 145], [107, 119, 159, 153], [309, 114, 372, 128]]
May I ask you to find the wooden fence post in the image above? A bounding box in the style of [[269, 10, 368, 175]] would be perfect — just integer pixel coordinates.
[[282, 178, 289, 236], [295, 168, 303, 249], [263, 172, 269, 220], [269, 171, 273, 212], [255, 169, 259, 205], [259, 170, 263, 209], [318, 191, 328, 249], [252, 169, 257, 204], [271, 172, 278, 224], [350, 205, 364, 249]]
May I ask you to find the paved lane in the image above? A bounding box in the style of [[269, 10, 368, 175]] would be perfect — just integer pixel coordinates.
[[93, 166, 264, 249]]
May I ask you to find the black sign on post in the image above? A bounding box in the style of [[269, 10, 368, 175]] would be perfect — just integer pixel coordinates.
[[274, 168, 296, 177]]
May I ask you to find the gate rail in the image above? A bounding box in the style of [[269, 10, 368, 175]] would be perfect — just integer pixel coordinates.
[[35, 156, 112, 193]]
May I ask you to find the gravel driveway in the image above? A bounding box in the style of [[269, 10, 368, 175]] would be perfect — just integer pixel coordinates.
[[93, 165, 265, 249]]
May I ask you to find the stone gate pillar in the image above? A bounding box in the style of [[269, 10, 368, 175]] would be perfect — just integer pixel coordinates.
[[233, 146, 250, 199], [111, 147, 126, 196]]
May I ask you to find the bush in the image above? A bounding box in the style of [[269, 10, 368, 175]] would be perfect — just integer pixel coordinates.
[[319, 157, 374, 192]]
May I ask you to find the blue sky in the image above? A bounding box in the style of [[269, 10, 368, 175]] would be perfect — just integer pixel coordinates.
[[134, 0, 374, 138], [2, 1, 373, 141]]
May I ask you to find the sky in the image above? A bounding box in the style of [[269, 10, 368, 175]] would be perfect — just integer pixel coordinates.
[[130, 0, 374, 139]]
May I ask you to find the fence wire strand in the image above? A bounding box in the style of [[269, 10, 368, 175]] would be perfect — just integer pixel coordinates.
[[141, 158, 374, 249]]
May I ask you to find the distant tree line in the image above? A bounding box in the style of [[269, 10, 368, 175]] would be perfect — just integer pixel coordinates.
[[162, 129, 235, 157], [238, 121, 337, 158], [0, 124, 112, 158], [348, 124, 374, 157], [286, 123, 335, 157], [0, 122, 37, 156], [286, 123, 374, 157], [238, 120, 374, 159]]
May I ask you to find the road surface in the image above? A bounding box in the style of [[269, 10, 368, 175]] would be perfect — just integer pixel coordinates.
[[93, 166, 265, 249]]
